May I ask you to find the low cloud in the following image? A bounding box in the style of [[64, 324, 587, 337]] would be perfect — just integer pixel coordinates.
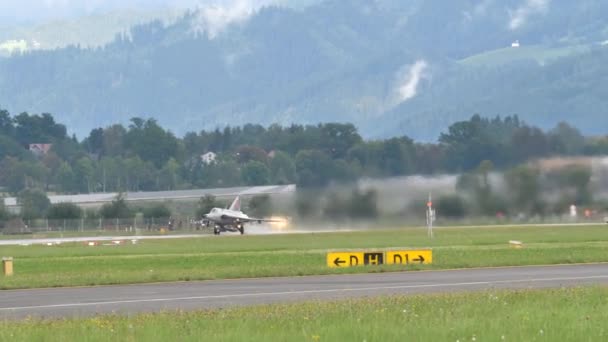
[[394, 60, 428, 104], [509, 0, 551, 30], [186, 0, 299, 39], [191, 0, 265, 38], [462, 0, 494, 22]]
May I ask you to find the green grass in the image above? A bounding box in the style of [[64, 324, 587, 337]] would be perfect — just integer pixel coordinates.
[[2, 287, 607, 341], [1, 225, 608, 289]]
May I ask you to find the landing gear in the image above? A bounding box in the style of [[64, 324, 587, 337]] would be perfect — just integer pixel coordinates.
[[214, 225, 221, 235], [237, 224, 244, 235]]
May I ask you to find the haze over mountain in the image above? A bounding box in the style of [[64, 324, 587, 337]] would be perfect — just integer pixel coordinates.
[[1, 0, 608, 140], [0, 0, 317, 24]]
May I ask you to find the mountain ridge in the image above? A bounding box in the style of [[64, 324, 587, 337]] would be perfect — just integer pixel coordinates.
[[1, 0, 608, 140]]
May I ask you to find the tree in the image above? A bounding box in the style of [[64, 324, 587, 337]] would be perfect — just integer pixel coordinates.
[[380, 137, 414, 176], [47, 203, 83, 220], [323, 193, 349, 220], [456, 160, 507, 216], [295, 150, 333, 187], [13, 112, 67, 145], [83, 127, 104, 155], [547, 165, 593, 205], [235, 145, 268, 164], [56, 162, 76, 193], [505, 166, 543, 214], [436, 195, 467, 218], [348, 189, 378, 219], [548, 122, 585, 155], [158, 158, 181, 190], [18, 189, 51, 219], [99, 194, 132, 219], [0, 157, 48, 194], [242, 161, 270, 186], [269, 151, 296, 184], [196, 195, 221, 219], [103, 124, 127, 157], [0, 135, 26, 160], [248, 195, 272, 218], [0, 196, 9, 221], [509, 126, 549, 164], [440, 115, 520, 171], [319, 123, 362, 159], [0, 109, 14, 136], [125, 118, 180, 168], [141, 203, 172, 219], [73, 157, 94, 193], [295, 190, 319, 218]]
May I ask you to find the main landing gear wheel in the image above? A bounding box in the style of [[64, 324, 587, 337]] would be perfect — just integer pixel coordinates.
[[214, 227, 220, 235], [238, 225, 244, 235]]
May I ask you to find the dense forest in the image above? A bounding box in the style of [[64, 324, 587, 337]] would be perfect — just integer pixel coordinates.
[[1, 108, 607, 195], [2, 1, 608, 140]]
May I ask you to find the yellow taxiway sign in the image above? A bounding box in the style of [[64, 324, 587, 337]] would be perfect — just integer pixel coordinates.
[[327, 249, 432, 268], [385, 250, 432, 265]]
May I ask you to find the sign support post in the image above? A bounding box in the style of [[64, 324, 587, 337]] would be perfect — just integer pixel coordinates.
[[426, 193, 435, 239]]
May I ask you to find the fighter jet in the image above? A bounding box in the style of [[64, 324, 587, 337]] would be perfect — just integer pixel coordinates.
[[202, 196, 279, 235]]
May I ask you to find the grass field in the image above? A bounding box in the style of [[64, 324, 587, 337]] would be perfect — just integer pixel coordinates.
[[1, 225, 608, 290], [1, 287, 607, 341]]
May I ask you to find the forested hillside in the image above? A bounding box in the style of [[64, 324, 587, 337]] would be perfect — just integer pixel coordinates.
[[1, 0, 608, 140]]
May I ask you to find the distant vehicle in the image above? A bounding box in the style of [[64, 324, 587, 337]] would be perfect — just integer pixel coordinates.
[[202, 196, 279, 235]]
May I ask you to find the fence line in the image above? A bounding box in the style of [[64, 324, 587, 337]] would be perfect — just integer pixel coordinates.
[[0, 216, 207, 234]]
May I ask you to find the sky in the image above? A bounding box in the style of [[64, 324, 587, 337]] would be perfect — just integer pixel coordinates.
[[0, 0, 290, 25]]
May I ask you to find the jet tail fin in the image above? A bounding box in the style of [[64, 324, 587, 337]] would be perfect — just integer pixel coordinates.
[[229, 196, 241, 211]]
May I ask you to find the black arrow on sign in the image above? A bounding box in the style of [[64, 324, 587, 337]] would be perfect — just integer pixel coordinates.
[[412, 255, 425, 264], [334, 257, 346, 267]]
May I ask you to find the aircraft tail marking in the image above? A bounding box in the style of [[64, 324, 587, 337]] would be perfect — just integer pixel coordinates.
[[229, 196, 241, 211]]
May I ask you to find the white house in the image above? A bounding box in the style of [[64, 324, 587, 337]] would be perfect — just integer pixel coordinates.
[[200, 152, 217, 165]]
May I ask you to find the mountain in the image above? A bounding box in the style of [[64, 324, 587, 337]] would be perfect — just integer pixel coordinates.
[[1, 0, 608, 140], [0, 1, 322, 54], [0, 9, 182, 55]]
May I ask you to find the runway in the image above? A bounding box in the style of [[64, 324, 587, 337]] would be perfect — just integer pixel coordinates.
[[2, 263, 608, 319]]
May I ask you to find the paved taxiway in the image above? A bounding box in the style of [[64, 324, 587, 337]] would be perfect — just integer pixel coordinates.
[[1, 263, 607, 319]]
